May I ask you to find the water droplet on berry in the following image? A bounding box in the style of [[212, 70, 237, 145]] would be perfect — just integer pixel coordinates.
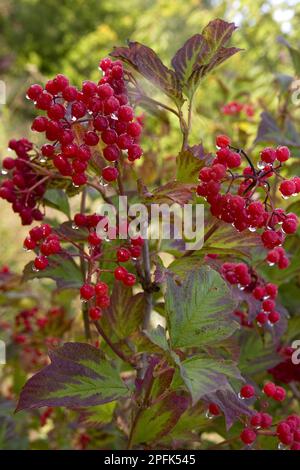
[[99, 177, 108, 187], [1, 169, 8, 175], [32, 266, 39, 272], [248, 226, 257, 232], [267, 320, 274, 328], [71, 116, 77, 122], [72, 222, 79, 230], [205, 410, 214, 420], [81, 299, 88, 304], [282, 195, 289, 200], [23, 247, 30, 252], [237, 284, 245, 291], [238, 392, 245, 400], [25, 94, 30, 100], [267, 261, 275, 267], [72, 183, 80, 188], [257, 161, 266, 170], [39, 157, 47, 163], [257, 321, 264, 328], [278, 443, 287, 450], [104, 234, 112, 243]]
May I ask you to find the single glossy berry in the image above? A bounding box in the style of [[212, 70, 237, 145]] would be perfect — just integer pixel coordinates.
[[250, 413, 262, 427], [34, 256, 49, 270], [276, 146, 290, 162], [262, 299, 275, 312], [80, 284, 95, 300], [263, 382, 276, 397], [114, 266, 127, 281], [26, 84, 43, 100], [31, 116, 48, 132], [102, 166, 118, 182], [260, 147, 276, 164], [282, 217, 298, 234], [89, 307, 102, 321], [273, 386, 286, 401], [260, 413, 273, 428], [47, 103, 65, 121], [128, 144, 142, 160], [96, 294, 110, 309], [268, 310, 280, 324], [123, 273, 136, 286], [256, 312, 268, 325], [23, 236, 36, 250], [95, 282, 108, 297], [84, 131, 99, 146], [103, 144, 120, 162], [130, 246, 142, 258], [118, 105, 134, 122], [240, 428, 256, 445], [117, 247, 131, 262], [280, 180, 296, 197], [216, 134, 231, 148], [97, 83, 114, 99], [240, 384, 255, 399]]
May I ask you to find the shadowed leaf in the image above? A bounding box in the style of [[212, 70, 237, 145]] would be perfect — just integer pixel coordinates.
[[16, 343, 130, 411]]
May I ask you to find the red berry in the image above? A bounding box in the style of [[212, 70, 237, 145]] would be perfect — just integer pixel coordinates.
[[89, 307, 102, 321], [268, 310, 280, 324], [88, 232, 101, 246], [95, 282, 108, 297], [256, 312, 268, 325], [102, 166, 118, 182], [208, 403, 220, 416], [216, 134, 231, 148], [26, 84, 43, 100], [80, 284, 95, 300], [118, 105, 134, 122], [240, 384, 255, 399], [128, 144, 142, 160], [240, 428, 256, 444], [62, 86, 78, 101], [34, 256, 49, 270], [280, 180, 296, 197], [114, 266, 127, 281], [262, 299, 275, 312], [260, 147, 276, 164], [47, 103, 65, 120], [265, 283, 278, 298], [276, 146, 290, 162], [23, 236, 36, 250], [282, 217, 298, 234], [273, 386, 286, 401], [260, 413, 272, 428], [263, 382, 276, 397], [123, 273, 136, 286], [117, 247, 131, 262], [84, 131, 99, 146], [250, 413, 262, 427], [103, 144, 120, 162], [96, 294, 110, 309]]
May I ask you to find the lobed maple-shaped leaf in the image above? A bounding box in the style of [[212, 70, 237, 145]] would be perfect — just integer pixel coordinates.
[[172, 356, 243, 405], [165, 266, 239, 349], [172, 19, 241, 97], [111, 41, 183, 106], [138, 179, 196, 206], [202, 387, 254, 429], [16, 343, 131, 411]]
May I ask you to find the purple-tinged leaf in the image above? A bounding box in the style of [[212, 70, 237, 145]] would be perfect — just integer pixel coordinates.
[[255, 111, 300, 147], [140, 180, 196, 206], [202, 387, 254, 429], [16, 343, 131, 412], [111, 42, 183, 105], [172, 356, 243, 405], [171, 34, 208, 84], [165, 266, 239, 349]]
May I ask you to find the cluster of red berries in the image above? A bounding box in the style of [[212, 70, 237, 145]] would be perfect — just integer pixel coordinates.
[[23, 223, 61, 270], [197, 136, 299, 270], [221, 101, 254, 117], [24, 58, 143, 187], [237, 381, 295, 448], [0, 139, 46, 225], [252, 282, 280, 325], [221, 262, 251, 287], [268, 346, 300, 384]]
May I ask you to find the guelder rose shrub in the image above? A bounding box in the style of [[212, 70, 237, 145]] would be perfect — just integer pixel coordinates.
[[1, 19, 300, 450]]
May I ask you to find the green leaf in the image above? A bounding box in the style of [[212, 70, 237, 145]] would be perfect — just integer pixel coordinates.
[[139, 179, 196, 206], [111, 42, 183, 106], [172, 356, 242, 404], [80, 402, 116, 425], [130, 392, 189, 446], [22, 253, 83, 289], [144, 325, 169, 352], [43, 189, 71, 218], [176, 144, 211, 183], [165, 266, 238, 349], [104, 282, 145, 339], [16, 343, 130, 411]]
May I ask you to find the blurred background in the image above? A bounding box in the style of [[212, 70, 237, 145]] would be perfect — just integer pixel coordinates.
[[0, 0, 300, 270]]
